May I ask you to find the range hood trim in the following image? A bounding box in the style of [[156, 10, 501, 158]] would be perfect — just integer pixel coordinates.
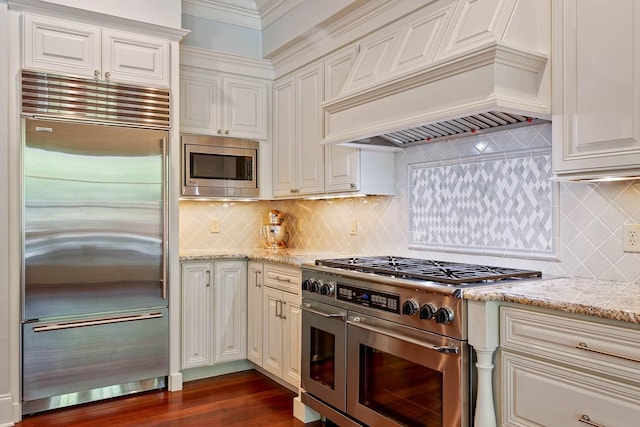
[[322, 41, 550, 147]]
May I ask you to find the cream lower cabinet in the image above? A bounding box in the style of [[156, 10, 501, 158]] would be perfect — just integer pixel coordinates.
[[253, 263, 302, 388], [247, 261, 263, 365], [181, 260, 247, 370], [500, 306, 640, 427]]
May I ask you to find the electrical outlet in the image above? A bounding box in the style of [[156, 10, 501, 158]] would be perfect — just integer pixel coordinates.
[[210, 218, 220, 233], [623, 224, 640, 252], [349, 219, 358, 236]]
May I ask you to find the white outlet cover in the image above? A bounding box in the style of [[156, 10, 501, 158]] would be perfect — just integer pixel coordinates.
[[623, 224, 640, 253]]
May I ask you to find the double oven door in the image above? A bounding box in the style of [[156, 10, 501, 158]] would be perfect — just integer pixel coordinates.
[[302, 298, 469, 427]]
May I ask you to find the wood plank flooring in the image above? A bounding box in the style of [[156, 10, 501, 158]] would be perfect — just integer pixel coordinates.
[[17, 370, 323, 427]]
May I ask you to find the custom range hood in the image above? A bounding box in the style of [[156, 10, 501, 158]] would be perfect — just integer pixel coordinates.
[[322, 0, 551, 149]]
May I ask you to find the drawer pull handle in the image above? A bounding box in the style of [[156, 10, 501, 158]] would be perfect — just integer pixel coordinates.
[[578, 414, 605, 427], [576, 342, 640, 363]]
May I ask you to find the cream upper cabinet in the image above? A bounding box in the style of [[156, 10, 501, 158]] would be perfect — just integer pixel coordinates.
[[273, 61, 325, 197], [23, 13, 169, 87], [324, 45, 396, 195], [180, 69, 268, 140], [552, 0, 640, 179]]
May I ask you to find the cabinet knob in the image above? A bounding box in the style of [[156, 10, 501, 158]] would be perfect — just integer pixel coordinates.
[[350, 183, 356, 189], [104, 71, 111, 80], [93, 70, 100, 78], [224, 130, 229, 135], [217, 130, 223, 135]]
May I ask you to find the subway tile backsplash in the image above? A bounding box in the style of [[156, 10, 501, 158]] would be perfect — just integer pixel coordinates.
[[179, 123, 640, 283]]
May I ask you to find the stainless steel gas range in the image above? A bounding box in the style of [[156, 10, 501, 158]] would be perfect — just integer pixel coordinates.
[[300, 256, 541, 427]]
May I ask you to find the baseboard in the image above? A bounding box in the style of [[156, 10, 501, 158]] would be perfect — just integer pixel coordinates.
[[293, 395, 321, 423], [0, 393, 17, 427], [168, 372, 183, 392], [181, 360, 253, 383]]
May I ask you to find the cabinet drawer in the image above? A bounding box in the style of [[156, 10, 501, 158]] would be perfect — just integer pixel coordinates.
[[264, 263, 300, 294], [502, 351, 640, 427], [501, 307, 640, 383]]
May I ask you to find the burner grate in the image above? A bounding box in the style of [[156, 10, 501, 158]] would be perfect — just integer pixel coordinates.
[[315, 256, 541, 285]]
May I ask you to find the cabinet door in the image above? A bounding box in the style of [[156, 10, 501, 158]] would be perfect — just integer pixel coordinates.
[[180, 71, 222, 135], [282, 292, 302, 388], [181, 262, 213, 369], [213, 261, 247, 364], [297, 62, 325, 195], [324, 45, 361, 193], [23, 13, 100, 78], [325, 147, 360, 193], [262, 287, 284, 378], [273, 76, 297, 197], [552, 0, 640, 176], [502, 351, 640, 427], [223, 76, 268, 140], [247, 262, 263, 365], [102, 28, 170, 87]]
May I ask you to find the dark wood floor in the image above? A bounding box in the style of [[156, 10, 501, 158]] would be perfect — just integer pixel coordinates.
[[18, 370, 323, 427]]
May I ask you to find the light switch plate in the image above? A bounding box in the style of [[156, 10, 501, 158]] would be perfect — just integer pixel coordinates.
[[349, 219, 357, 236]]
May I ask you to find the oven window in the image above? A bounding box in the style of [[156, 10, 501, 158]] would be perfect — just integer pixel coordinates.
[[190, 153, 253, 181], [310, 327, 335, 389], [359, 345, 443, 427]]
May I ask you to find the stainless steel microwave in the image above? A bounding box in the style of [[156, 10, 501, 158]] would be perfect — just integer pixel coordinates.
[[181, 135, 259, 198]]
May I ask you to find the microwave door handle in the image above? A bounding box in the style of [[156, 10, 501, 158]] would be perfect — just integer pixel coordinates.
[[347, 318, 459, 354]]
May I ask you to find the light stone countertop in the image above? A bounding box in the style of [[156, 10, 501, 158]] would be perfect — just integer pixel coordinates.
[[463, 276, 640, 324], [180, 251, 640, 324]]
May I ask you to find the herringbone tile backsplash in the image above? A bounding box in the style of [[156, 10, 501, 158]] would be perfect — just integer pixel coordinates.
[[180, 123, 640, 283]]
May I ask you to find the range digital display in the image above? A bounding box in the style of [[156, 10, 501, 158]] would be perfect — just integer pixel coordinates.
[[336, 284, 400, 314]]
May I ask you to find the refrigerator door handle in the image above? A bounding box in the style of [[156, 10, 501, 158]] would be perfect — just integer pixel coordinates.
[[162, 136, 168, 300], [32, 312, 164, 332]]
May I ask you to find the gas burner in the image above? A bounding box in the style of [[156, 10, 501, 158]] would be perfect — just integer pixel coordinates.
[[315, 256, 541, 285]]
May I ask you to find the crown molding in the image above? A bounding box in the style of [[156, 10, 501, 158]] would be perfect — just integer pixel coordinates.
[[182, 0, 261, 29], [180, 45, 273, 79]]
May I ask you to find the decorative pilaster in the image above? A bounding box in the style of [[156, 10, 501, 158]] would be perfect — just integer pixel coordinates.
[[467, 300, 500, 427], [474, 347, 497, 427]]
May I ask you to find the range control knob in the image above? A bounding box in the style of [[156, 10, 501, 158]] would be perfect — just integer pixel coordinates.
[[302, 278, 313, 291], [402, 299, 419, 316], [309, 279, 321, 293], [419, 303, 436, 320], [320, 282, 335, 296], [435, 307, 454, 324]]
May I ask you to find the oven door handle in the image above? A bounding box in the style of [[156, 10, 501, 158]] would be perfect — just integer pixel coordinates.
[[301, 304, 346, 320], [348, 318, 459, 354]]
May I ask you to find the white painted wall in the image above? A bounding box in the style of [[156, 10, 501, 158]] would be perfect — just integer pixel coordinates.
[[35, 0, 181, 27], [182, 15, 262, 58]]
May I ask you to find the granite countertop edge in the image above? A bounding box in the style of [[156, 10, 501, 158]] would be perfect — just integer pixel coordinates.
[[178, 249, 347, 267], [463, 277, 640, 324]]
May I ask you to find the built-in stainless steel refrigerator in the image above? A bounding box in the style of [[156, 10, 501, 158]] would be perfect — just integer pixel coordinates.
[[22, 117, 169, 414]]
